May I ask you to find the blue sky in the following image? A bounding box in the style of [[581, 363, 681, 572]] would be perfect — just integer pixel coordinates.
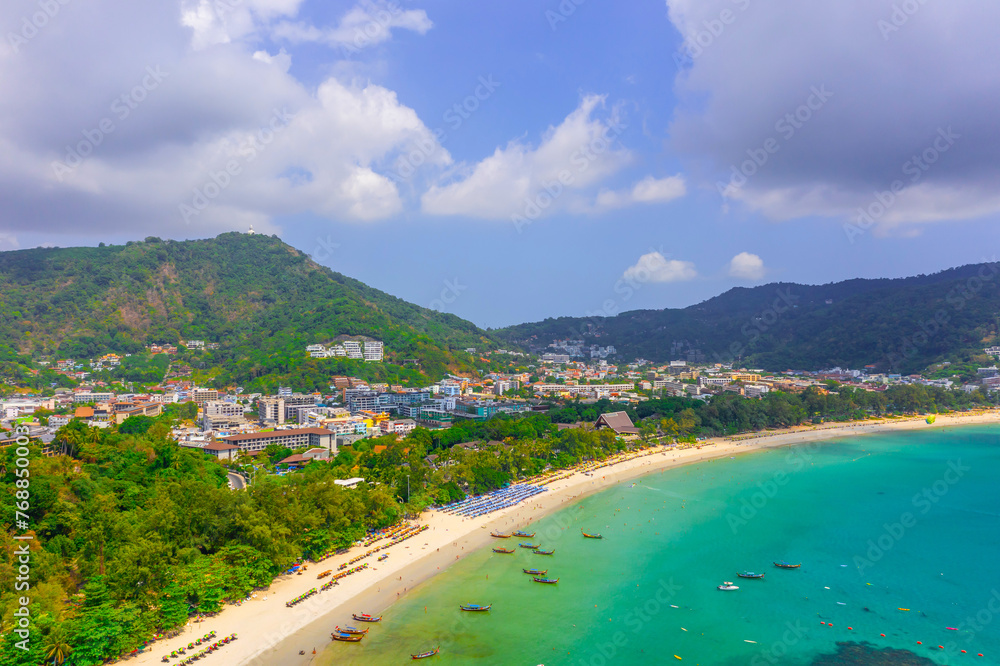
[[2, 0, 998, 327]]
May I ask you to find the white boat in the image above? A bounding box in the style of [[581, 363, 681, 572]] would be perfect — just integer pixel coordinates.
[[718, 581, 739, 591]]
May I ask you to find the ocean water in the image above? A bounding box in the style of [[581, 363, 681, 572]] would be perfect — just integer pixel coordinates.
[[319, 427, 1000, 665]]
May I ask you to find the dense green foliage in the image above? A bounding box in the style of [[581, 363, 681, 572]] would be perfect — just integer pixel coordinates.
[[0, 233, 494, 391], [496, 262, 1000, 373], [0, 420, 403, 666]]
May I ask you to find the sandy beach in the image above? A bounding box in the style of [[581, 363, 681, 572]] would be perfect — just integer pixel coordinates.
[[128, 410, 1000, 666]]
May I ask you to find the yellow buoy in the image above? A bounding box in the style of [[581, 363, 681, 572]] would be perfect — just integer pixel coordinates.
[[674, 656, 682, 660]]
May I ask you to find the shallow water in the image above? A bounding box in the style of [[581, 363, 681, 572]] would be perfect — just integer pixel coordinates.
[[318, 426, 1000, 665]]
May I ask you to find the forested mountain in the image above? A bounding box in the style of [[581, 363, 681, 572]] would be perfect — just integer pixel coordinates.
[[0, 233, 494, 389], [495, 263, 1000, 373]]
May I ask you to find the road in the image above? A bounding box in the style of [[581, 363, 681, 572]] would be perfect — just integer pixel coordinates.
[[227, 472, 246, 490]]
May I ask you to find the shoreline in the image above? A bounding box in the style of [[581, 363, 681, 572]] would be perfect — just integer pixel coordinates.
[[125, 410, 1000, 666]]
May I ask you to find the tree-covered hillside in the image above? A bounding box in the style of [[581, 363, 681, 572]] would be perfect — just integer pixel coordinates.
[[496, 263, 1000, 373], [0, 233, 494, 389]]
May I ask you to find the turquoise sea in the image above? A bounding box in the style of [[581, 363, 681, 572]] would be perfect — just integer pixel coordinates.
[[321, 427, 1000, 665]]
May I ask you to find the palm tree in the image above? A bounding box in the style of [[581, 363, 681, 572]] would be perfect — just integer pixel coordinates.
[[44, 632, 72, 665]]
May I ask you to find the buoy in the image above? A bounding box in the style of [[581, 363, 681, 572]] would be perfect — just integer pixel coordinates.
[[946, 627, 957, 630], [848, 627, 852, 630], [881, 634, 885, 637], [939, 646, 944, 649], [744, 640, 757, 644], [899, 608, 910, 611], [674, 656, 681, 660], [917, 642, 922, 645]]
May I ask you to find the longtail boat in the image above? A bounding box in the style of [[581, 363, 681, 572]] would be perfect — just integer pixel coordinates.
[[773, 562, 801, 569], [492, 547, 515, 554], [411, 647, 439, 659], [352, 613, 382, 622], [533, 577, 559, 584], [533, 549, 555, 555], [737, 572, 765, 579], [331, 632, 364, 642], [518, 543, 540, 549], [460, 603, 492, 612], [490, 532, 511, 538], [335, 626, 369, 635], [513, 530, 535, 538], [522, 568, 547, 575], [581, 530, 603, 539]]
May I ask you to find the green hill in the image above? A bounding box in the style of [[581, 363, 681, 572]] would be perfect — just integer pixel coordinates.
[[0, 233, 493, 390], [495, 263, 1000, 374]]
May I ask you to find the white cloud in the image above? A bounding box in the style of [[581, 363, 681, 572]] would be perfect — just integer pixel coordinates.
[[667, 0, 1000, 232], [623, 252, 697, 284], [728, 252, 765, 280], [422, 95, 631, 219], [272, 0, 432, 51], [594, 174, 686, 209], [0, 0, 445, 237]]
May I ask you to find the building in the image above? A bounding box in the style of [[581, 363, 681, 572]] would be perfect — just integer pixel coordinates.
[[221, 428, 336, 454], [72, 392, 115, 404], [204, 401, 244, 419], [380, 419, 416, 436], [202, 440, 240, 460], [744, 384, 770, 398], [259, 397, 285, 424], [363, 340, 384, 362], [594, 411, 640, 435], [541, 353, 571, 364], [343, 340, 363, 359], [114, 402, 163, 424], [334, 477, 365, 488], [190, 389, 220, 406], [533, 383, 634, 395]]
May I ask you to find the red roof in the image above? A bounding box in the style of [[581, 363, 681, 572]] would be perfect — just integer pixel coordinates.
[[204, 441, 240, 451], [595, 411, 639, 434]]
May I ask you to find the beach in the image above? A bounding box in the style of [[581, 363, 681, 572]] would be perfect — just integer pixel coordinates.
[[127, 409, 1000, 666]]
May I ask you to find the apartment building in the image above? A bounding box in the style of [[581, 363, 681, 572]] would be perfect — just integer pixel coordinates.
[[221, 427, 336, 453], [363, 340, 384, 361]]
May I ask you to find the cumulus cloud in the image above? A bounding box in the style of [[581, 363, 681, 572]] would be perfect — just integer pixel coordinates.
[[623, 251, 696, 284], [594, 174, 686, 210], [272, 0, 432, 51], [0, 0, 443, 239], [666, 0, 1000, 232], [421, 95, 631, 219], [728, 252, 765, 280]]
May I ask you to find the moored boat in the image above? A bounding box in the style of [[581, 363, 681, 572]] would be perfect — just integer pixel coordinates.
[[522, 568, 547, 575], [335, 626, 369, 635], [513, 530, 535, 537], [492, 547, 515, 554], [460, 603, 492, 612], [331, 632, 364, 642], [773, 561, 801, 569], [411, 647, 440, 659], [533, 548, 555, 555], [519, 543, 540, 549], [352, 613, 382, 622], [490, 532, 511, 538], [717, 581, 739, 591], [581, 530, 603, 539], [737, 572, 765, 579], [533, 577, 559, 584]]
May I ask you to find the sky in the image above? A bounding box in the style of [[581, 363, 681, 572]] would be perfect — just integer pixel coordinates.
[[2, 0, 999, 328]]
